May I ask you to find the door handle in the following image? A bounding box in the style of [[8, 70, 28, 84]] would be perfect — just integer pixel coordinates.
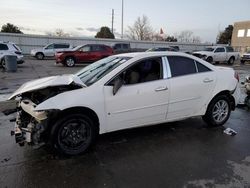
[[203, 78, 213, 83], [155, 86, 168, 92]]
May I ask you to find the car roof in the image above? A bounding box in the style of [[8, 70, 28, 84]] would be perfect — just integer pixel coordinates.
[[206, 46, 225, 48], [114, 51, 188, 58]]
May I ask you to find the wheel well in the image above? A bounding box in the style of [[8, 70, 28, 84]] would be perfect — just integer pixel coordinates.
[[65, 56, 75, 60], [36, 52, 44, 56], [46, 107, 100, 137], [207, 56, 213, 62], [211, 90, 236, 110], [229, 56, 235, 60]]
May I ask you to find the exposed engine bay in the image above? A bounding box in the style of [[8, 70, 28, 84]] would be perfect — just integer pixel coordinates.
[[9, 84, 82, 147]]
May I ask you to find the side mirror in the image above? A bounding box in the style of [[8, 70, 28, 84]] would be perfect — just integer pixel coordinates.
[[113, 77, 123, 95]]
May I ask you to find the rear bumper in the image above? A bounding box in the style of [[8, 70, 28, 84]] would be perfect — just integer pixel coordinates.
[[232, 84, 241, 107]]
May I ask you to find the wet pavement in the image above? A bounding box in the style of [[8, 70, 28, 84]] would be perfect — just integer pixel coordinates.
[[0, 58, 250, 188]]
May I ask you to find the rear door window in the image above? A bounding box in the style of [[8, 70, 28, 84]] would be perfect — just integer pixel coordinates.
[[54, 44, 69, 49], [167, 56, 197, 77], [226, 47, 234, 52], [0, 44, 9, 50]]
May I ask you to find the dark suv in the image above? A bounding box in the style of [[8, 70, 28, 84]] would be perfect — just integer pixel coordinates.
[[55, 44, 113, 67]]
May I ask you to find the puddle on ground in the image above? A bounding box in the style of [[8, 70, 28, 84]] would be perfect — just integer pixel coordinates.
[[0, 94, 11, 102]]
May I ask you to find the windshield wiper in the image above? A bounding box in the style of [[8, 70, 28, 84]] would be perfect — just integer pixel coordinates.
[[90, 63, 106, 72]]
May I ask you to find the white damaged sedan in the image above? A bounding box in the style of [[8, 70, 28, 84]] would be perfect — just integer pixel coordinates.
[[8, 52, 241, 155]]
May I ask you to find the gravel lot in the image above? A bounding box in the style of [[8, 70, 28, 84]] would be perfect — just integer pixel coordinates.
[[0, 57, 250, 188]]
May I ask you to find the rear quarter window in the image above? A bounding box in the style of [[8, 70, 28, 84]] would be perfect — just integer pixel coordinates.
[[196, 61, 211, 73]]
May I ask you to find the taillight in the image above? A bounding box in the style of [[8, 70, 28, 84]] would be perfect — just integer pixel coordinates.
[[234, 71, 239, 82]]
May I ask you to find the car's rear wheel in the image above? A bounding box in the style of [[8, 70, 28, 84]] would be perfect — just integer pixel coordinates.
[[35, 53, 44, 60], [51, 114, 98, 155], [228, 57, 235, 65], [202, 95, 231, 127], [65, 57, 75, 67]]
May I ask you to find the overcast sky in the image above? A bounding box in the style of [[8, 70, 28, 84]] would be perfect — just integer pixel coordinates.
[[0, 0, 249, 42]]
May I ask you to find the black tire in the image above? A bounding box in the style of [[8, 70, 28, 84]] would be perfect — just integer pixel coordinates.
[[215, 61, 220, 65], [51, 114, 98, 155], [241, 60, 245, 64], [228, 57, 235, 65], [65, 57, 76, 67], [0, 58, 5, 68], [245, 96, 250, 109], [202, 95, 231, 127], [206, 57, 213, 63], [35, 52, 44, 60]]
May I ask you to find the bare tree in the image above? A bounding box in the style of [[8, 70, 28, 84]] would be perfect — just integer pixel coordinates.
[[176, 30, 201, 43], [191, 36, 201, 43], [127, 15, 153, 40], [177, 30, 193, 43], [54, 29, 70, 37]]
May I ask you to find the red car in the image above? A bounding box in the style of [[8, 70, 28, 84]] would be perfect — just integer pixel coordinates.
[[55, 44, 113, 67]]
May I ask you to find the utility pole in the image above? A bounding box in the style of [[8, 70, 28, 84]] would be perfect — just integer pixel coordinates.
[[111, 9, 114, 34], [121, 0, 124, 38]]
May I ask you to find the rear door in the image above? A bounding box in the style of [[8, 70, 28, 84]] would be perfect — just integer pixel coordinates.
[[166, 56, 216, 120]]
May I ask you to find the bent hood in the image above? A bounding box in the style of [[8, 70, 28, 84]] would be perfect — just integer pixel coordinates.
[[8, 74, 86, 100]]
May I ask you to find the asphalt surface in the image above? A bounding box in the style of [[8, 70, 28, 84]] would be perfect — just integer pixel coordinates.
[[0, 58, 250, 188]]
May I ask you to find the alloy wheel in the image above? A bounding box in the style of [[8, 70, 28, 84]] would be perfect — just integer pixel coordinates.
[[212, 100, 229, 123]]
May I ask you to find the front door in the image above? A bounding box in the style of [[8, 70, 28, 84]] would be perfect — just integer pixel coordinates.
[[104, 57, 170, 132], [76, 45, 93, 63], [214, 47, 226, 62], [44, 44, 55, 57]]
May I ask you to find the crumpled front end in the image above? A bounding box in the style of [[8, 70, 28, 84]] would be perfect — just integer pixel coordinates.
[[8, 76, 84, 148], [13, 99, 50, 147]]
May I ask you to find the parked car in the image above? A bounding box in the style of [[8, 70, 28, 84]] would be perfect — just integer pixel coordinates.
[[241, 50, 250, 64], [8, 52, 240, 155], [31, 43, 72, 60], [146, 46, 178, 52], [55, 44, 113, 67], [112, 43, 131, 54], [0, 41, 24, 66], [192, 46, 240, 64]]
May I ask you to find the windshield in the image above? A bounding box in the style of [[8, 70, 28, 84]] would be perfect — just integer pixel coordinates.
[[72, 45, 82, 51], [203, 47, 215, 52], [76, 56, 131, 86]]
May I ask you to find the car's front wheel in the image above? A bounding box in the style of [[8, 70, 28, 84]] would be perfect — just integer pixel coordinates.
[[206, 56, 213, 63], [65, 57, 76, 67], [202, 95, 231, 126], [51, 114, 98, 155], [35, 52, 44, 60]]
